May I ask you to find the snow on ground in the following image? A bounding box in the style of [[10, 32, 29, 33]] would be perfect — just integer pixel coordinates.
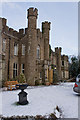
[[0, 82, 78, 118]]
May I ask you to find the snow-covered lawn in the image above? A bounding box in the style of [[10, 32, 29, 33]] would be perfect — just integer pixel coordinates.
[[0, 82, 78, 118]]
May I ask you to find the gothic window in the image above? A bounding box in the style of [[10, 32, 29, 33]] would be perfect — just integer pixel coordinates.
[[37, 45, 40, 59], [2, 38, 6, 53], [22, 44, 25, 55], [14, 43, 18, 55], [13, 63, 17, 78], [22, 64, 25, 74]]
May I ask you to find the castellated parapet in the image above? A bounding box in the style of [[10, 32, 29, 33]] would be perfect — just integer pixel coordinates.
[[62, 55, 68, 61], [42, 21, 51, 31], [1, 17, 25, 38], [37, 29, 42, 38], [0, 18, 7, 26], [27, 8, 38, 18], [55, 47, 62, 53], [27, 8, 38, 29], [19, 29, 24, 34]]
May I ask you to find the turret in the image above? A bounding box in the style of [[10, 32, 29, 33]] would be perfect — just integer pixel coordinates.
[[42, 21, 51, 60], [25, 8, 38, 85], [0, 18, 7, 30], [55, 47, 62, 80], [55, 47, 62, 54], [27, 8, 38, 29]]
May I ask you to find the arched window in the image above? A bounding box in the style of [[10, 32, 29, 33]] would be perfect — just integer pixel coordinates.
[[37, 45, 40, 59]]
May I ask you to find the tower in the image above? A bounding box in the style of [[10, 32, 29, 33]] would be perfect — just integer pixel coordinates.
[[42, 21, 51, 60], [55, 47, 62, 80], [25, 8, 38, 85]]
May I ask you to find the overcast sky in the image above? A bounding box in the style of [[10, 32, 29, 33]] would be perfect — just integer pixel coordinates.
[[1, 2, 78, 56]]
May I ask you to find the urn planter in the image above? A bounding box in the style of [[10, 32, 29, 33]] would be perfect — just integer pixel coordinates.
[[16, 84, 28, 105]]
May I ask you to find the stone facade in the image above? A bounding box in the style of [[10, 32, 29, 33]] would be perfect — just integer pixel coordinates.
[[0, 7, 69, 86], [50, 48, 69, 81]]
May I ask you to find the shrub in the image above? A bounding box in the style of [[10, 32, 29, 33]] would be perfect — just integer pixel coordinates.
[[19, 73, 26, 83]]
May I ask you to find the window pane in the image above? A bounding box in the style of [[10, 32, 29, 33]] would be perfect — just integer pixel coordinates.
[[13, 70, 15, 78], [13, 63, 15, 68], [14, 43, 18, 55], [22, 64, 25, 73], [37, 46, 40, 59], [22, 44, 25, 55], [62, 61, 64, 66], [16, 70, 17, 76], [13, 63, 17, 78], [2, 39, 6, 52], [16, 64, 17, 69]]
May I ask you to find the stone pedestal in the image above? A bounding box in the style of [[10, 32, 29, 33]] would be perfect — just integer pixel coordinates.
[[16, 84, 28, 105], [18, 90, 28, 105]]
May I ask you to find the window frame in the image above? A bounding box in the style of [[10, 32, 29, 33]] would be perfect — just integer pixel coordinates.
[[22, 44, 25, 55], [2, 38, 6, 53], [13, 63, 17, 78], [14, 43, 18, 56], [22, 64, 25, 74], [37, 45, 40, 59]]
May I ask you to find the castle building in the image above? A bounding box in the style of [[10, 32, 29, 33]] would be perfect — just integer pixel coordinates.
[[0, 7, 69, 86]]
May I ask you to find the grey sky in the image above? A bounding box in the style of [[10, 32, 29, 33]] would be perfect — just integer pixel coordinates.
[[1, 2, 78, 56]]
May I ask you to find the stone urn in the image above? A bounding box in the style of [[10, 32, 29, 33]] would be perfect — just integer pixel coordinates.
[[16, 84, 28, 105]]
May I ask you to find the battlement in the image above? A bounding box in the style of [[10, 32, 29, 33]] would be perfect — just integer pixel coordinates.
[[0, 17, 7, 26], [37, 29, 42, 38], [25, 28, 28, 34], [55, 47, 62, 53], [61, 55, 68, 61], [27, 7, 38, 18], [3, 25, 19, 38], [13, 30, 19, 37], [42, 21, 51, 30], [19, 29, 24, 34]]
